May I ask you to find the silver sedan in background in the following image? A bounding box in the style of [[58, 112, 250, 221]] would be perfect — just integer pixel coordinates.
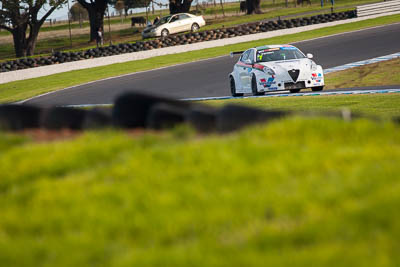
[[142, 13, 206, 38]]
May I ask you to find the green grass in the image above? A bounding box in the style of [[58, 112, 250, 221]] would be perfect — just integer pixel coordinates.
[[213, 93, 400, 118], [1, 116, 400, 266], [0, 20, 96, 37], [201, 2, 362, 31], [0, 12, 156, 37], [0, 14, 399, 103], [325, 58, 400, 89], [203, 0, 375, 15], [0, 27, 141, 61]]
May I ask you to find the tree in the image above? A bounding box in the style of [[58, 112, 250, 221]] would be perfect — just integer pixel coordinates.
[[70, 2, 89, 22], [219, 0, 225, 17], [169, 0, 194, 14], [0, 0, 66, 58], [110, 0, 150, 16], [76, 0, 110, 42], [245, 0, 262, 14], [115, 0, 125, 15]]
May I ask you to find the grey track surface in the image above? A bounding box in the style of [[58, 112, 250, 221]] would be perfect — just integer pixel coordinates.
[[26, 23, 400, 106]]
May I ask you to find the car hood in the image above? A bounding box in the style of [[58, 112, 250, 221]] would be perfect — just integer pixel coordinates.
[[144, 22, 166, 30], [144, 25, 156, 30], [257, 58, 315, 82], [258, 58, 312, 71]]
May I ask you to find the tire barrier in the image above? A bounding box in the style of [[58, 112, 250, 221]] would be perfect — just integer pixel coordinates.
[[112, 92, 190, 128], [1, 93, 289, 132], [82, 108, 112, 129], [0, 104, 42, 131], [0, 105, 113, 131], [146, 103, 188, 130], [40, 107, 87, 130], [0, 11, 356, 73], [1, 88, 398, 134], [0, 90, 358, 134], [216, 104, 288, 133], [186, 105, 218, 133], [41, 107, 113, 130]]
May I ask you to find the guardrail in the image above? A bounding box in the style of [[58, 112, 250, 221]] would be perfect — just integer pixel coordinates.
[[357, 0, 400, 17]]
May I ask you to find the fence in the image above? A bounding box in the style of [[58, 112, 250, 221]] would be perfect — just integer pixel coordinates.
[[357, 0, 400, 17]]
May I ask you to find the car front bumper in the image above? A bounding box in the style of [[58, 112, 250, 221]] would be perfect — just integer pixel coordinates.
[[258, 78, 325, 92], [142, 31, 158, 38]]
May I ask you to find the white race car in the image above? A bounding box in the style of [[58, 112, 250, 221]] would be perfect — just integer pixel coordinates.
[[229, 45, 324, 96]]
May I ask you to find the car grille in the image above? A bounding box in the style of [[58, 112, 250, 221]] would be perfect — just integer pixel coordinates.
[[288, 69, 300, 82], [284, 81, 305, 90]]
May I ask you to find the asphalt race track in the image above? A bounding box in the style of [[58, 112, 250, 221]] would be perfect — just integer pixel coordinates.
[[25, 23, 400, 106]]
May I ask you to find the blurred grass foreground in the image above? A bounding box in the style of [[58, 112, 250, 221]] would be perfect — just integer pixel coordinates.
[[1, 116, 400, 266]]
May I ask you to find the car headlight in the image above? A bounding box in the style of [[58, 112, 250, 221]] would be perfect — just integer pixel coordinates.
[[310, 60, 318, 71], [263, 66, 275, 75]]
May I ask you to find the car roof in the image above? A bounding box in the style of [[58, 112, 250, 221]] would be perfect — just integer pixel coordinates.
[[173, 13, 193, 16], [163, 13, 193, 18], [254, 44, 296, 50]]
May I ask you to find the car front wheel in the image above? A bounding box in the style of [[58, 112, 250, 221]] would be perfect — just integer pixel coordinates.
[[230, 76, 243, 97], [161, 29, 169, 37], [252, 74, 264, 96], [191, 23, 200, 32]]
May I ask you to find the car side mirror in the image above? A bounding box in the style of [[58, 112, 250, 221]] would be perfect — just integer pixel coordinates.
[[307, 53, 313, 59]]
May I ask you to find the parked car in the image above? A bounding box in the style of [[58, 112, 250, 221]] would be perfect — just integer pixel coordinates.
[[229, 45, 324, 96], [142, 13, 206, 38]]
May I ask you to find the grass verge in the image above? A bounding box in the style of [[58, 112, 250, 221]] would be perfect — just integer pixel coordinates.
[[212, 93, 400, 118], [1, 116, 400, 266], [325, 57, 400, 89], [0, 28, 141, 61], [0, 14, 399, 103]]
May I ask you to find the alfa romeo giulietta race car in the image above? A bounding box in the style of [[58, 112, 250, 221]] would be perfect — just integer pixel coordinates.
[[229, 45, 324, 96]]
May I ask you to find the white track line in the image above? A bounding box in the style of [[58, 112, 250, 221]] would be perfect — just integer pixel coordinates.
[[179, 89, 400, 102], [64, 89, 400, 107], [324, 52, 400, 73]]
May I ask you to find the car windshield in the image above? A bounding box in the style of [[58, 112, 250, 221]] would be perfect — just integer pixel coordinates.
[[156, 15, 171, 25], [256, 48, 306, 62]]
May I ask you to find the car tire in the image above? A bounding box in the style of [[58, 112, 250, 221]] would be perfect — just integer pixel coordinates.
[[161, 29, 169, 37], [230, 76, 243, 97], [311, 86, 324, 92], [191, 23, 200, 32], [252, 74, 264, 96], [289, 89, 301, 93]]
